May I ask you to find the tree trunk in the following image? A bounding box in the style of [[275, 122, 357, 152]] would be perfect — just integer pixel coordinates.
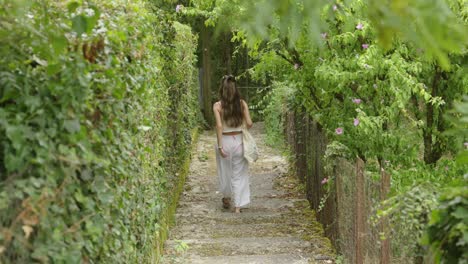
[[423, 66, 442, 165], [201, 24, 213, 127], [225, 32, 232, 75]]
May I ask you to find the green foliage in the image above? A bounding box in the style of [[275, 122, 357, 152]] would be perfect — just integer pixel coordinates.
[[0, 0, 199, 262], [242, 0, 467, 262], [446, 95, 468, 165], [183, 0, 468, 68], [239, 0, 468, 69], [376, 184, 439, 259], [247, 0, 467, 167], [258, 82, 294, 147], [389, 159, 467, 194], [422, 184, 468, 263], [180, 0, 244, 29]]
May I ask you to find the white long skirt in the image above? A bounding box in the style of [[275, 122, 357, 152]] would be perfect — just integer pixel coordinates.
[[215, 134, 250, 207]]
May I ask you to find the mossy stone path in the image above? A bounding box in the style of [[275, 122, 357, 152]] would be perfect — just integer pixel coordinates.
[[162, 123, 334, 264]]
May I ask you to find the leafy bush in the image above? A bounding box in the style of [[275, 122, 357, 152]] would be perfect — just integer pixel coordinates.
[[259, 82, 294, 147], [0, 0, 199, 262], [421, 96, 468, 264], [376, 184, 439, 260], [423, 184, 468, 264]]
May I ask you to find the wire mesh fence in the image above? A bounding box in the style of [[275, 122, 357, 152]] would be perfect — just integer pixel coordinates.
[[285, 109, 392, 264]]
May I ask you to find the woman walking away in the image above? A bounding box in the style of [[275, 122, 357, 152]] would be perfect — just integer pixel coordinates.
[[213, 75, 253, 213]]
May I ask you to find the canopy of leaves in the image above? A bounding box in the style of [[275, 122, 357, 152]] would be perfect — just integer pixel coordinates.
[[185, 0, 468, 69]]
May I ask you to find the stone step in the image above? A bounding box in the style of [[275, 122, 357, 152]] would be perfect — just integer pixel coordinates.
[[180, 191, 290, 203], [172, 253, 326, 264], [183, 173, 284, 190], [175, 208, 289, 218], [175, 211, 287, 226], [170, 222, 306, 240], [177, 197, 304, 213], [179, 189, 286, 197], [164, 237, 318, 257]]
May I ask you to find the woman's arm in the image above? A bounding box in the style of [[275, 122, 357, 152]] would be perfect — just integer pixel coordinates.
[[213, 102, 228, 157], [241, 100, 253, 129]]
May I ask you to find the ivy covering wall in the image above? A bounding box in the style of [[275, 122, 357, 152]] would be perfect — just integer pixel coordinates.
[[0, 0, 199, 262]]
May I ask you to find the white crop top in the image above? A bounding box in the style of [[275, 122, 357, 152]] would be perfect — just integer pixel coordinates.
[[222, 119, 242, 133]]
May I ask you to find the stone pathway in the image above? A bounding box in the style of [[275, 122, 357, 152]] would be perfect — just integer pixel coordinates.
[[162, 123, 334, 264]]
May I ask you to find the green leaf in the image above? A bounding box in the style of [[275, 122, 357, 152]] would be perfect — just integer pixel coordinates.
[[5, 153, 24, 172], [80, 169, 92, 181], [71, 12, 98, 35], [87, 6, 101, 33], [98, 191, 113, 205], [6, 125, 25, 150], [47, 63, 62, 75], [0, 191, 9, 210], [71, 15, 88, 35], [64, 119, 81, 133], [67, 1, 80, 13], [51, 34, 68, 55], [456, 150, 468, 165], [451, 207, 468, 220]]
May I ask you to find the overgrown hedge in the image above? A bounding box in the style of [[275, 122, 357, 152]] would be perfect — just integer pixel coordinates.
[[0, 0, 199, 262]]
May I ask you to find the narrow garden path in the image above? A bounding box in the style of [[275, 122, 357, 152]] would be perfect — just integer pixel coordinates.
[[162, 123, 334, 264]]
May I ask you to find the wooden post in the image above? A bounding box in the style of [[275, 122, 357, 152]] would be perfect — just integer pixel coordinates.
[[355, 158, 365, 264], [380, 169, 391, 264]]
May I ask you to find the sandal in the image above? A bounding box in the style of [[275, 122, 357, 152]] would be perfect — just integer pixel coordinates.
[[222, 198, 231, 209]]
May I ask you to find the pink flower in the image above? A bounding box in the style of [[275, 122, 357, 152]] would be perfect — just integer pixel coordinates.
[[352, 98, 362, 104], [353, 118, 360, 126], [464, 142, 468, 148], [176, 4, 182, 12], [294, 63, 299, 70], [321, 32, 328, 39], [362, 43, 369, 49], [335, 127, 343, 135], [356, 23, 364, 30], [333, 5, 338, 11], [321, 177, 329, 185]]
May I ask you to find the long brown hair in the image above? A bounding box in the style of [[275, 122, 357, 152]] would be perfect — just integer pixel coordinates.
[[219, 75, 243, 127]]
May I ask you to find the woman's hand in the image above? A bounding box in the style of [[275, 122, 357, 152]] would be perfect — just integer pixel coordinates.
[[219, 147, 228, 158]]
